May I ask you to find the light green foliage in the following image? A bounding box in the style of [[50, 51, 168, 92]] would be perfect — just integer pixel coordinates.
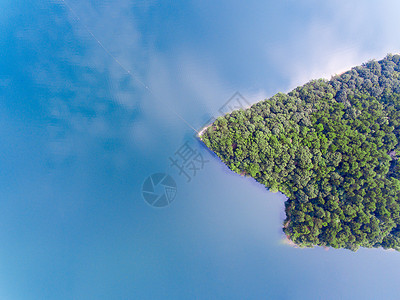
[[202, 55, 400, 251]]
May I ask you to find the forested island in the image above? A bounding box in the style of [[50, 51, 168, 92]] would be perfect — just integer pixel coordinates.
[[201, 55, 400, 251]]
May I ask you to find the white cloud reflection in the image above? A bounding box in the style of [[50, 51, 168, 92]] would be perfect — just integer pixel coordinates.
[[267, 1, 400, 91], [28, 0, 400, 166]]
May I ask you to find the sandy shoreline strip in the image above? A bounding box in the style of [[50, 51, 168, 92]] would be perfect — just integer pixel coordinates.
[[197, 123, 213, 139], [281, 235, 299, 248]]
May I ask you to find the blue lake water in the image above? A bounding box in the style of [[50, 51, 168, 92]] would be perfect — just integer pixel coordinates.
[[1, 0, 400, 299]]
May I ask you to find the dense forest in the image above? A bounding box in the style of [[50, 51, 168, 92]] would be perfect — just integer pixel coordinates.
[[201, 54, 400, 251]]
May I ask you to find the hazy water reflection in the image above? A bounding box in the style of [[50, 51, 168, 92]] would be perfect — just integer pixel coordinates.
[[1, 0, 400, 299]]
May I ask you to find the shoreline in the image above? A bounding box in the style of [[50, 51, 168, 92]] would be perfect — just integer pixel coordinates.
[[281, 235, 299, 248], [197, 123, 213, 139]]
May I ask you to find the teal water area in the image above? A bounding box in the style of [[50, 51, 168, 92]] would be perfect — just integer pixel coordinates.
[[1, 0, 400, 299]]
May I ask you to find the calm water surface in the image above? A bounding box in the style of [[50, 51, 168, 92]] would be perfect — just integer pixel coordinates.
[[1, 0, 400, 299]]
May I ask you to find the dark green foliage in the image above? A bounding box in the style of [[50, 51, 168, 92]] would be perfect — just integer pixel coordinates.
[[202, 55, 400, 251]]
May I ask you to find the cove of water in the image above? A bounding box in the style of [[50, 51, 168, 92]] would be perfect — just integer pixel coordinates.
[[1, 0, 400, 299]]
